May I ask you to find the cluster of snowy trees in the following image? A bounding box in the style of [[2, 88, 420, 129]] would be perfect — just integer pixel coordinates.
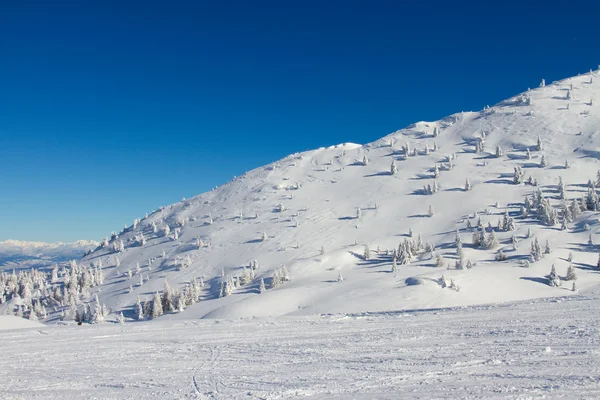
[[136, 277, 206, 320], [0, 268, 50, 320], [0, 259, 110, 322]]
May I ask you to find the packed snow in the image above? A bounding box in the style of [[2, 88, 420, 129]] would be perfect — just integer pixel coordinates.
[[2, 294, 600, 399]]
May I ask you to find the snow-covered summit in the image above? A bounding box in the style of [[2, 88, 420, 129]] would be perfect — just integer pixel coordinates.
[[0, 239, 98, 268], [72, 68, 600, 319]]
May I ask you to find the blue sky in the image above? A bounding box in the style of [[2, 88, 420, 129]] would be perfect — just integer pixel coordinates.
[[0, 0, 598, 242]]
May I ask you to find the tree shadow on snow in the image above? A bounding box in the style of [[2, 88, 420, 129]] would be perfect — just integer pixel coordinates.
[[519, 276, 548, 285]]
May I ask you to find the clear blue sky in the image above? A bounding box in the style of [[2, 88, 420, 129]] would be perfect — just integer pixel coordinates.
[[0, 0, 597, 242]]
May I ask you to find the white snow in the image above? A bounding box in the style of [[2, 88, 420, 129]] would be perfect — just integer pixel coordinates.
[[0, 315, 44, 331], [2, 295, 600, 398]]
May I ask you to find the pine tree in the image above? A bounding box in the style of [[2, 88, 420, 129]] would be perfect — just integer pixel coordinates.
[[151, 292, 163, 318], [513, 166, 524, 184], [539, 154, 548, 168], [390, 160, 398, 175], [544, 240, 552, 254], [536, 135, 543, 151], [428, 205, 434, 217], [531, 238, 543, 262], [565, 264, 577, 281], [259, 278, 266, 293], [363, 245, 371, 261], [435, 252, 445, 268], [526, 148, 532, 160], [362, 154, 369, 166], [486, 230, 499, 249], [465, 178, 471, 191], [433, 165, 440, 178], [495, 145, 503, 158], [118, 312, 125, 324], [391, 256, 398, 273]]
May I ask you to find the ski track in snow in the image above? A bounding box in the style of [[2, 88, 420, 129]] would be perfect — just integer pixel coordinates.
[[2, 295, 600, 399]]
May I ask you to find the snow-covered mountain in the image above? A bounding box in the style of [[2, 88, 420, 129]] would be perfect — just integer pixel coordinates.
[[0, 240, 98, 269], [83, 68, 600, 320]]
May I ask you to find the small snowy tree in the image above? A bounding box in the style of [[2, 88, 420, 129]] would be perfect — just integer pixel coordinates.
[[495, 145, 503, 158], [390, 160, 398, 175], [536, 135, 543, 151], [464, 178, 471, 191], [337, 272, 344, 282], [363, 245, 371, 261], [362, 154, 369, 166], [258, 278, 266, 294], [539, 154, 548, 168], [428, 205, 434, 217], [565, 264, 577, 281]]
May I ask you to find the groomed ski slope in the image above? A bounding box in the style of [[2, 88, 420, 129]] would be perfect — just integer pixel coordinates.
[[80, 68, 600, 320], [2, 294, 600, 399]]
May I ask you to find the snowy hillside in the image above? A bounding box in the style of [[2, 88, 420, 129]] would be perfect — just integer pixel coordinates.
[[0, 240, 98, 269], [42, 69, 600, 321]]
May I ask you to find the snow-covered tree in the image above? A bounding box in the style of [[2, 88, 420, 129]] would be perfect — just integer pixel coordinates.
[[390, 160, 398, 175], [363, 245, 371, 261], [486, 230, 499, 249], [535, 135, 543, 151], [151, 292, 163, 318], [565, 264, 577, 281], [428, 205, 434, 217], [495, 145, 503, 158], [258, 278, 266, 294], [544, 240, 552, 254], [118, 312, 125, 324], [513, 166, 524, 185], [526, 148, 532, 160], [464, 178, 472, 191], [539, 154, 548, 168], [362, 154, 369, 166], [530, 238, 543, 262], [337, 272, 344, 282], [547, 264, 561, 287], [356, 207, 362, 219]]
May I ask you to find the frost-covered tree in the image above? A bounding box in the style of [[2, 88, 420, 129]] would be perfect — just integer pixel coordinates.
[[362, 154, 369, 166], [390, 160, 398, 175], [526, 148, 532, 160], [259, 278, 266, 294], [428, 205, 434, 217], [118, 312, 125, 324], [495, 145, 503, 158], [565, 264, 577, 281], [565, 159, 570, 169], [539, 154, 548, 168], [433, 165, 440, 178], [261, 231, 268, 242], [547, 264, 561, 287], [535, 135, 543, 151], [531, 238, 543, 262], [363, 245, 371, 261], [435, 252, 445, 268], [513, 166, 524, 185], [540, 78, 545, 87], [356, 207, 362, 219], [464, 178, 472, 191], [486, 230, 499, 249], [337, 272, 344, 282], [151, 292, 163, 318]]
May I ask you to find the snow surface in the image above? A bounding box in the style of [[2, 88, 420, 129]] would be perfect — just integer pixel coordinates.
[[76, 69, 600, 320], [0, 315, 44, 331], [2, 295, 600, 399]]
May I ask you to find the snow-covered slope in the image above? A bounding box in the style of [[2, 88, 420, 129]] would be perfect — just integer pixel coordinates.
[[0, 240, 98, 270], [84, 69, 600, 319]]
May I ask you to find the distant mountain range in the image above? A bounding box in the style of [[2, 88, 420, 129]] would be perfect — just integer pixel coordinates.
[[0, 240, 98, 269]]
